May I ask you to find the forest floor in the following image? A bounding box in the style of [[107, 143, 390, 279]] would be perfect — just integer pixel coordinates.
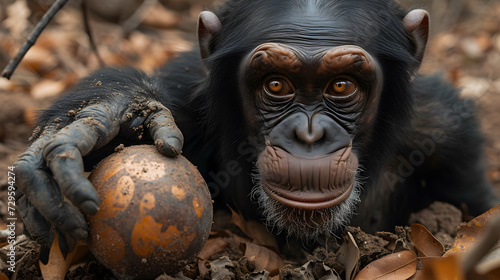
[[0, 0, 500, 279]]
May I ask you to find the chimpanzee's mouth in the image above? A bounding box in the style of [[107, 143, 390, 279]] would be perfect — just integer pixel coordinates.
[[262, 182, 354, 210], [257, 144, 358, 210]]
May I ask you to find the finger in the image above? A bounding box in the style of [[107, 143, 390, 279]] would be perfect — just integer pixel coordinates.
[[146, 102, 184, 157], [17, 194, 51, 246], [17, 103, 121, 245], [16, 138, 88, 242], [57, 228, 76, 258], [45, 143, 100, 215], [42, 104, 122, 214], [38, 228, 76, 264]]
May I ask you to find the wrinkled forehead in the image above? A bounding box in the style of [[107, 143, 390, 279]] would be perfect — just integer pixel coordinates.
[[232, 1, 400, 51]]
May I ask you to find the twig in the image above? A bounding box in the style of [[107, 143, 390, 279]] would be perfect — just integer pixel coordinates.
[[121, 0, 158, 35], [1, 0, 69, 79], [81, 1, 104, 66]]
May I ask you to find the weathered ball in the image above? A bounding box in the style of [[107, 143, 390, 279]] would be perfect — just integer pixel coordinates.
[[86, 145, 212, 279]]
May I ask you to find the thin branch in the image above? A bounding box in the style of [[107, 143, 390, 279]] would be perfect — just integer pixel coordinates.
[[81, 1, 104, 67], [1, 0, 69, 79], [122, 0, 158, 35]]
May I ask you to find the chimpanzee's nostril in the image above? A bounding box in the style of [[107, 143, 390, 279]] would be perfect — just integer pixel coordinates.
[[295, 126, 325, 145], [268, 113, 350, 157]]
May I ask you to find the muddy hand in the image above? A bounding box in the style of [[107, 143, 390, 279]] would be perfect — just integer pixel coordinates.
[[15, 98, 183, 259]]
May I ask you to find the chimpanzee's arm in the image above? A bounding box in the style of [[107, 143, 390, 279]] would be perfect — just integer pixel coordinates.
[[15, 67, 187, 261], [410, 75, 500, 214]]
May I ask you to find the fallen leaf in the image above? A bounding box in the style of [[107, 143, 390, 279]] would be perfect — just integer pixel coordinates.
[[337, 231, 360, 280], [197, 237, 229, 276], [20, 45, 58, 74], [418, 254, 464, 280], [140, 2, 181, 29], [410, 224, 444, 257], [241, 242, 284, 276], [246, 270, 271, 280], [198, 237, 229, 260], [4, 0, 30, 38], [30, 79, 66, 99], [445, 204, 500, 256], [462, 214, 500, 277], [229, 207, 278, 249], [284, 261, 340, 280], [209, 256, 236, 280], [354, 250, 417, 280]]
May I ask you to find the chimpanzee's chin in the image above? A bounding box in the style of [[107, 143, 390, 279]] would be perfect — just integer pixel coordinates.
[[251, 173, 362, 240]]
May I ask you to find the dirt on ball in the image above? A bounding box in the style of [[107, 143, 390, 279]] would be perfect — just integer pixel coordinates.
[[86, 145, 213, 279]]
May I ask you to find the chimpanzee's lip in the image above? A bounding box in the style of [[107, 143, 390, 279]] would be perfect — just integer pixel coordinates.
[[257, 144, 357, 210], [262, 182, 353, 210]]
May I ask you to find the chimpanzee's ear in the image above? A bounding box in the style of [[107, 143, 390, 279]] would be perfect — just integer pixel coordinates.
[[403, 9, 429, 69], [197, 11, 222, 60]]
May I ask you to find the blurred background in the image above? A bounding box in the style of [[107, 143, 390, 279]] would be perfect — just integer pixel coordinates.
[[0, 0, 499, 198]]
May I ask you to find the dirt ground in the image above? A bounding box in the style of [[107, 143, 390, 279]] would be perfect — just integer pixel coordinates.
[[0, 0, 500, 279]]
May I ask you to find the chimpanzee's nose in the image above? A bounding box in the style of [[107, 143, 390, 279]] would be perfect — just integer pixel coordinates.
[[268, 113, 351, 157], [295, 121, 325, 145]]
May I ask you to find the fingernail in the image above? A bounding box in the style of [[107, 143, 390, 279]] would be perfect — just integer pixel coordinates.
[[71, 228, 88, 240], [165, 138, 182, 155], [81, 200, 99, 215]]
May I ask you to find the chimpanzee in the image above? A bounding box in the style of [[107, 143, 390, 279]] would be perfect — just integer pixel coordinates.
[[15, 0, 500, 258]]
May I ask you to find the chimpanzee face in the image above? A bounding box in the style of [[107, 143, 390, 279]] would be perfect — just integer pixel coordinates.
[[198, 0, 428, 239], [238, 43, 383, 238]]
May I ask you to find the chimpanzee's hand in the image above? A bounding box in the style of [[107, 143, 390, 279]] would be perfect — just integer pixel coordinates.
[[14, 68, 183, 262]]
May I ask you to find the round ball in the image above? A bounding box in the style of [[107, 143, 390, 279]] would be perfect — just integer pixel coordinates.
[[86, 145, 212, 279]]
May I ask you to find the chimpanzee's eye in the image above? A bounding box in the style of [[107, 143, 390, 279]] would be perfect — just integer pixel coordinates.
[[326, 78, 357, 97], [264, 77, 294, 97]]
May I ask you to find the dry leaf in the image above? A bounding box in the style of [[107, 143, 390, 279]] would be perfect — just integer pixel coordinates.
[[337, 231, 360, 280], [20, 45, 58, 74], [198, 237, 229, 260], [462, 214, 500, 278], [4, 0, 30, 38], [246, 270, 271, 280], [445, 204, 500, 257], [410, 224, 444, 257], [354, 250, 417, 280], [229, 207, 278, 249], [39, 233, 75, 280], [30, 80, 66, 99], [209, 256, 236, 280], [285, 261, 340, 280], [197, 237, 229, 276], [241, 242, 284, 276], [141, 2, 182, 29], [418, 254, 464, 280]]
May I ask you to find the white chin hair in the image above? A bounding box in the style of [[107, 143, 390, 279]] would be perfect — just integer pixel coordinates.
[[251, 170, 362, 240]]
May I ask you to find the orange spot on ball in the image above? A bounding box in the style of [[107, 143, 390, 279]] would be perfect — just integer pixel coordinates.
[[139, 192, 155, 216], [171, 185, 186, 200], [193, 197, 203, 219]]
